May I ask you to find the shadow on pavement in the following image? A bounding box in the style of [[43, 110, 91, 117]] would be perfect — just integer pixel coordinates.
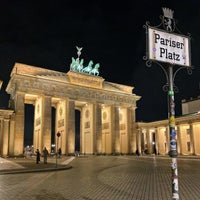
[[0, 156, 74, 175]]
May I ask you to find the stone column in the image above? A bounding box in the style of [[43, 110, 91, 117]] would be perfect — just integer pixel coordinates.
[[189, 123, 194, 155], [9, 114, 15, 155], [156, 128, 161, 154], [34, 99, 42, 152], [112, 105, 120, 154], [155, 128, 159, 155], [147, 129, 153, 154], [0, 119, 3, 155], [42, 96, 52, 152], [2, 119, 9, 156], [192, 123, 200, 155], [129, 107, 137, 154], [101, 105, 112, 154], [119, 107, 128, 154], [165, 126, 170, 154], [137, 128, 142, 154], [140, 130, 145, 154], [93, 103, 102, 154], [67, 100, 75, 155], [14, 92, 25, 155], [55, 99, 66, 154], [176, 125, 182, 154]]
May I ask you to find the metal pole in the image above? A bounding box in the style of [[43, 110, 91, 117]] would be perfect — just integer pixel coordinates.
[[168, 65, 179, 200], [56, 132, 61, 168]]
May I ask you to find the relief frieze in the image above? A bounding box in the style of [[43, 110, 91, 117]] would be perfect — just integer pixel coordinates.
[[35, 117, 41, 126], [84, 121, 90, 129], [58, 119, 64, 128], [120, 123, 126, 130], [102, 122, 109, 130], [17, 77, 137, 105]]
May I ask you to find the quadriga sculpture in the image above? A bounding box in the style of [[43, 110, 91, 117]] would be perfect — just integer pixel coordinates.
[[82, 60, 93, 73], [90, 63, 100, 76]]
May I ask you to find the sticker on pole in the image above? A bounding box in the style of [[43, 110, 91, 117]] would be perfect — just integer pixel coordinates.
[[170, 139, 177, 150], [170, 130, 176, 138], [170, 116, 175, 124]]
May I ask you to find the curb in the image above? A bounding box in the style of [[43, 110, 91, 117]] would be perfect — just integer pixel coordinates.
[[0, 165, 72, 175]]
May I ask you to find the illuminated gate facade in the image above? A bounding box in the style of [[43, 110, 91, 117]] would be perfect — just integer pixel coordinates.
[[5, 63, 140, 156]]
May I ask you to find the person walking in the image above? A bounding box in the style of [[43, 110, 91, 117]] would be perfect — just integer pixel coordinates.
[[43, 147, 49, 164], [58, 148, 62, 158], [136, 149, 140, 156], [35, 149, 40, 164]]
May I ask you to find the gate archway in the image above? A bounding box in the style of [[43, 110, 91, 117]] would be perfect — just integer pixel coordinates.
[[5, 62, 140, 156]]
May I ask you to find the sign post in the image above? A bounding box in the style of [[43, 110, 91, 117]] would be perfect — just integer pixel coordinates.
[[56, 131, 61, 168], [143, 8, 193, 200]]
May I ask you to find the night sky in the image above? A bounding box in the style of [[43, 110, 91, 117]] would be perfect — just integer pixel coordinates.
[[0, 0, 200, 123]]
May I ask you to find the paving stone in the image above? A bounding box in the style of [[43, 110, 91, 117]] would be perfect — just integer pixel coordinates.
[[0, 155, 200, 199]]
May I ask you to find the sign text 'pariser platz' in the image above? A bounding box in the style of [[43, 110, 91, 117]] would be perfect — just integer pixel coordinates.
[[148, 27, 191, 67]]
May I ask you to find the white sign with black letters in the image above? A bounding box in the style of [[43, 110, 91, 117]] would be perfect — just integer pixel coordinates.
[[148, 27, 190, 67]]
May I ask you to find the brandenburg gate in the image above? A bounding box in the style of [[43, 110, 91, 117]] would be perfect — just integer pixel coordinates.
[[5, 60, 140, 156]]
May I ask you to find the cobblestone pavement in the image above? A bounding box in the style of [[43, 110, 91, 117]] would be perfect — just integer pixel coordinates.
[[0, 155, 200, 200]]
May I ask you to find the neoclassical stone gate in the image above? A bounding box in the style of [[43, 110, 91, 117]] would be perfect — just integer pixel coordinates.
[[5, 62, 140, 156]]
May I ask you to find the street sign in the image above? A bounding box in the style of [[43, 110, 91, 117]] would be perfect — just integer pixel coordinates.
[[148, 27, 191, 67]]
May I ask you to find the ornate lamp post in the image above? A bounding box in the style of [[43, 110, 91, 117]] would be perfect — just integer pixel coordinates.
[[143, 8, 193, 200]]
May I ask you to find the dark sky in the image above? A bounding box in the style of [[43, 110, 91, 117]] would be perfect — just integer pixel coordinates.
[[0, 0, 200, 122]]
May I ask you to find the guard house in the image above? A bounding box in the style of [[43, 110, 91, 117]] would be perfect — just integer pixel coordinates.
[[0, 80, 14, 156]]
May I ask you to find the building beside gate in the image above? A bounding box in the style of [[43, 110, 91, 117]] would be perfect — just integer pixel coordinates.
[[0, 62, 199, 157], [136, 112, 200, 156], [136, 97, 200, 156]]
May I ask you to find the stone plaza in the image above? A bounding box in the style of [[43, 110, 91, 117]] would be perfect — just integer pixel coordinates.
[[0, 155, 200, 200]]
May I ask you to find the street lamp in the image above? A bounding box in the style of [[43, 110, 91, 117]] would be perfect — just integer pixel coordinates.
[[143, 8, 193, 200], [56, 131, 61, 168]]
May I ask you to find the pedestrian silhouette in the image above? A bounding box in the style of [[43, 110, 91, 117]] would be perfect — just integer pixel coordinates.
[[58, 148, 62, 158], [136, 149, 140, 156], [35, 149, 40, 164], [43, 147, 49, 164]]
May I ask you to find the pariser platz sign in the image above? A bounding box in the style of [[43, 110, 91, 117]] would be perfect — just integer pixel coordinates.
[[148, 27, 191, 67]]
